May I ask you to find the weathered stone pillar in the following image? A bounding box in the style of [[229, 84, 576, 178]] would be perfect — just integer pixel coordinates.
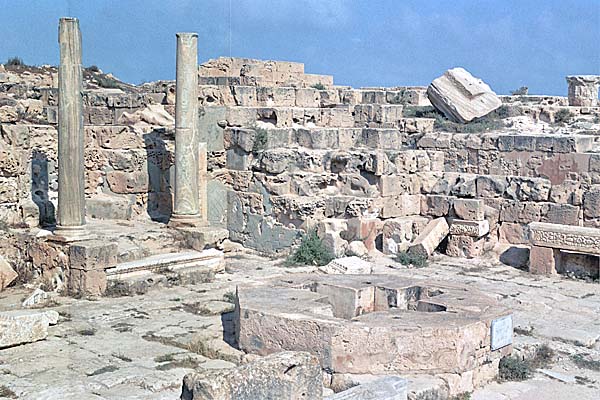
[[199, 142, 208, 223], [170, 32, 203, 227], [53, 17, 90, 241], [566, 75, 600, 107]]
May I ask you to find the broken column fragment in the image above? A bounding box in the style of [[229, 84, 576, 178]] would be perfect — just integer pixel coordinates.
[[181, 351, 322, 400], [427, 67, 502, 123], [408, 217, 449, 257]]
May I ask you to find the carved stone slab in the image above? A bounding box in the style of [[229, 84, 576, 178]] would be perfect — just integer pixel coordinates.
[[491, 314, 513, 350], [449, 219, 489, 237], [529, 222, 600, 255]]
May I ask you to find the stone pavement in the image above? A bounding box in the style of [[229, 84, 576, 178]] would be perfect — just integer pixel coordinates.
[[0, 251, 598, 399]]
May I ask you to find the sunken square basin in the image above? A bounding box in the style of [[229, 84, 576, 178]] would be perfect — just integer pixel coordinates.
[[235, 274, 512, 376]]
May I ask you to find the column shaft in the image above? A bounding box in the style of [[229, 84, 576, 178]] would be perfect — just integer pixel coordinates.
[[171, 33, 202, 226], [55, 17, 86, 237]]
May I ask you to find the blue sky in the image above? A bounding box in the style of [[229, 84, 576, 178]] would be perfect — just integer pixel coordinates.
[[1, 0, 598, 94]]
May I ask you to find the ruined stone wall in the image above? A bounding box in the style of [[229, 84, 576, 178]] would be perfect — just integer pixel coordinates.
[[2, 59, 599, 259]]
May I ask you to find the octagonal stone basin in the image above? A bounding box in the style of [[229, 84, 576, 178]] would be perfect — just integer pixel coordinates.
[[235, 274, 512, 375]]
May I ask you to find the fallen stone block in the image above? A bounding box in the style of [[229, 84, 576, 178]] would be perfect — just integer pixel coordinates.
[[319, 256, 373, 275], [0, 255, 18, 291], [449, 219, 490, 237], [453, 198, 485, 221], [22, 288, 50, 308], [181, 351, 322, 400], [326, 376, 408, 400], [427, 67, 502, 123], [408, 217, 449, 257], [0, 310, 59, 349], [446, 235, 485, 258]]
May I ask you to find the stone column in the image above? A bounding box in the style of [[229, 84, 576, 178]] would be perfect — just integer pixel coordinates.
[[566, 75, 600, 107], [199, 142, 208, 223], [53, 17, 90, 241], [170, 33, 203, 227]]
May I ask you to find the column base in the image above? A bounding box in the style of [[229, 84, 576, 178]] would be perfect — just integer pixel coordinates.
[[50, 225, 95, 243], [168, 213, 207, 228]]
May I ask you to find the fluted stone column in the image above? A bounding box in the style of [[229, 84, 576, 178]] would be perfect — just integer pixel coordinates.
[[566, 75, 600, 107], [53, 17, 90, 241], [170, 33, 203, 227]]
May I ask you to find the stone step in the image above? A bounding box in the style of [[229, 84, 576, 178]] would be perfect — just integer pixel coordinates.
[[106, 248, 224, 279]]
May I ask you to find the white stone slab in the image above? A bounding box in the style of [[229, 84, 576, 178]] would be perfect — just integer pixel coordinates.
[[319, 256, 373, 275]]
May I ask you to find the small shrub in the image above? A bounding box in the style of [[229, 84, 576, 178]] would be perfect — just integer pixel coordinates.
[[77, 328, 96, 336], [252, 127, 268, 153], [86, 365, 118, 376], [450, 393, 472, 400], [510, 86, 528, 96], [311, 82, 326, 90], [287, 230, 334, 266], [396, 251, 428, 268], [96, 75, 120, 89], [0, 385, 17, 399], [86, 65, 101, 73], [554, 109, 573, 124], [530, 344, 555, 368], [6, 57, 23, 66], [499, 355, 532, 381], [571, 354, 600, 371], [154, 353, 176, 363], [223, 291, 236, 304]]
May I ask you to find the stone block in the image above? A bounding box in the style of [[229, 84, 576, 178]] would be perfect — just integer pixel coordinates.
[[453, 198, 485, 221], [326, 376, 408, 400], [529, 222, 600, 255], [0, 310, 59, 349], [377, 194, 421, 218], [295, 88, 320, 108], [181, 351, 322, 400], [408, 217, 449, 257], [231, 86, 257, 107], [319, 257, 373, 275], [449, 220, 489, 237], [544, 203, 580, 225], [446, 235, 485, 258], [296, 128, 338, 149], [382, 217, 426, 255], [422, 195, 453, 217], [362, 129, 405, 149], [529, 246, 558, 275], [499, 223, 528, 245], [583, 187, 600, 219], [106, 170, 149, 194], [345, 217, 379, 251], [0, 255, 17, 291], [427, 68, 502, 123], [87, 194, 132, 220], [69, 240, 118, 271], [378, 175, 419, 196]]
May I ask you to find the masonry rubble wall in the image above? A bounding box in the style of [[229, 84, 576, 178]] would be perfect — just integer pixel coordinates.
[[1, 58, 599, 258]]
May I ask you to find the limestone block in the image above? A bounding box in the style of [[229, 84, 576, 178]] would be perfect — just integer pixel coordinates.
[[22, 288, 49, 308], [382, 217, 423, 255], [346, 241, 368, 257], [427, 67, 502, 123], [422, 195, 453, 217], [93, 126, 144, 150], [319, 257, 373, 275], [446, 235, 485, 258], [378, 174, 420, 196], [449, 220, 489, 237], [326, 376, 407, 400], [0, 255, 18, 291], [321, 108, 354, 128], [345, 217, 379, 251], [106, 170, 149, 194], [181, 351, 322, 400], [362, 129, 405, 149], [507, 177, 551, 202], [296, 128, 338, 149], [68, 268, 107, 297], [453, 198, 485, 221], [476, 176, 507, 198], [295, 88, 320, 108], [86, 194, 133, 220], [376, 194, 421, 218], [402, 117, 435, 134], [529, 245, 558, 275], [544, 204, 580, 226], [257, 87, 296, 107], [0, 310, 59, 349], [408, 217, 449, 257], [69, 240, 118, 271], [583, 187, 600, 219], [231, 86, 257, 106], [499, 222, 528, 245], [317, 219, 349, 258]]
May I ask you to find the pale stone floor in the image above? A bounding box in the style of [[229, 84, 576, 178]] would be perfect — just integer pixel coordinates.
[[0, 251, 599, 399]]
